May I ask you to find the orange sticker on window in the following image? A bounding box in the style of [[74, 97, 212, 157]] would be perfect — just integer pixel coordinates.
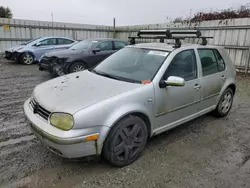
[[141, 80, 151, 84]]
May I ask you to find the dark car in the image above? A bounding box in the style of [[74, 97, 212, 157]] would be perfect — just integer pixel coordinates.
[[38, 38, 129, 76]]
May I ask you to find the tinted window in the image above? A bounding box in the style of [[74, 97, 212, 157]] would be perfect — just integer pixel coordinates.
[[198, 49, 225, 76], [39, 38, 57, 46], [114, 41, 126, 50], [96, 41, 113, 51], [164, 50, 197, 81], [58, 38, 74, 45]]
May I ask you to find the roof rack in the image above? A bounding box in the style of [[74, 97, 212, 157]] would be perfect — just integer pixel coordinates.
[[128, 29, 213, 48]]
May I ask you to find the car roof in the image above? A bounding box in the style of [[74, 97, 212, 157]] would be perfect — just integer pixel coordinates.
[[127, 43, 224, 51], [80, 38, 127, 42], [39, 36, 75, 40]]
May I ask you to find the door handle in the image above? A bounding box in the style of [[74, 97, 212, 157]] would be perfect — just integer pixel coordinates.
[[221, 75, 227, 81], [194, 84, 201, 90]]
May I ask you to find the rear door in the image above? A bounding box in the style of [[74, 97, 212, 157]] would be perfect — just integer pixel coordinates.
[[197, 48, 226, 110]]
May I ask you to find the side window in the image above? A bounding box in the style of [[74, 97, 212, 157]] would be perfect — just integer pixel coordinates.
[[164, 50, 197, 82], [58, 38, 74, 45], [214, 49, 226, 71], [198, 49, 225, 76], [39, 38, 57, 46], [95, 41, 113, 51], [114, 41, 126, 50]]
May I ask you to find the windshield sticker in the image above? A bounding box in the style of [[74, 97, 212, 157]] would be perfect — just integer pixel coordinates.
[[92, 41, 99, 43], [148, 51, 168, 57], [141, 80, 151, 85]]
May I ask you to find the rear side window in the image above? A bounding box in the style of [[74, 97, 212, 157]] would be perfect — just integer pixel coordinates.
[[198, 49, 226, 76], [114, 41, 127, 50], [58, 38, 74, 45]]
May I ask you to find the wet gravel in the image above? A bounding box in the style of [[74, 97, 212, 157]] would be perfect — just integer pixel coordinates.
[[0, 59, 250, 188]]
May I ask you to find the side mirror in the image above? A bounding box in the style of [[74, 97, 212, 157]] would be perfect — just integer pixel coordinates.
[[92, 48, 100, 53], [159, 76, 185, 88], [35, 42, 41, 46]]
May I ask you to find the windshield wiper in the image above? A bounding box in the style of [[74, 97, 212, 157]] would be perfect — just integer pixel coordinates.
[[91, 70, 139, 83]]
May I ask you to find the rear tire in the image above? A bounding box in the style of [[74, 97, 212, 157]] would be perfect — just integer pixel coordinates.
[[213, 88, 234, 118], [103, 116, 148, 167], [20, 52, 34, 65], [68, 62, 86, 73]]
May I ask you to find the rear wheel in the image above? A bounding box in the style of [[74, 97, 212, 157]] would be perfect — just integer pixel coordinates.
[[213, 88, 234, 117], [68, 62, 86, 73], [103, 116, 148, 167], [20, 52, 34, 65]]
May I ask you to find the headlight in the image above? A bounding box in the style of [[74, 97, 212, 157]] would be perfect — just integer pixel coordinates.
[[57, 58, 68, 64], [50, 113, 74, 130]]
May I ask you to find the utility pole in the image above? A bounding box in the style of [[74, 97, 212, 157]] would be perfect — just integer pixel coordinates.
[[51, 12, 54, 36], [113, 18, 116, 38], [188, 9, 192, 28]]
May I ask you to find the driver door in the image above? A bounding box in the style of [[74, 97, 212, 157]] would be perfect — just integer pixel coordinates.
[[86, 41, 116, 67], [154, 49, 202, 129], [34, 38, 57, 59]]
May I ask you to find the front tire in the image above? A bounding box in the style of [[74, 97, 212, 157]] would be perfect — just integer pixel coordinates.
[[68, 62, 86, 73], [20, 52, 34, 65], [103, 116, 148, 167], [213, 88, 234, 118]]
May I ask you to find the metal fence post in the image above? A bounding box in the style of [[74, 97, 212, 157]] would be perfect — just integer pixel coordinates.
[[29, 27, 33, 39], [245, 46, 250, 74]]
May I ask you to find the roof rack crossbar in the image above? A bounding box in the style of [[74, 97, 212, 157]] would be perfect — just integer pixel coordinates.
[[128, 29, 213, 48]]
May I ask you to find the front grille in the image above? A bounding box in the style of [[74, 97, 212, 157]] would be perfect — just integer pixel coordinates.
[[30, 99, 51, 120]]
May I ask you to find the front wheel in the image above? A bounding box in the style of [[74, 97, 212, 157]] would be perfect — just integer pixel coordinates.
[[20, 52, 34, 65], [103, 116, 148, 167], [213, 88, 234, 118], [68, 62, 86, 73]]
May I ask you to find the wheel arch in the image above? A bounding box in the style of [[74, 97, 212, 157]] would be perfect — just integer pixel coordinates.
[[99, 111, 152, 155]]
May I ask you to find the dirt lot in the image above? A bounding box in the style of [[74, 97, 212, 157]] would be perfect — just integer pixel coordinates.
[[0, 58, 250, 188]]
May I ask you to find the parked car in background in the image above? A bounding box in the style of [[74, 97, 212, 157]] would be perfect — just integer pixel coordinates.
[[38, 38, 129, 76], [4, 37, 77, 65]]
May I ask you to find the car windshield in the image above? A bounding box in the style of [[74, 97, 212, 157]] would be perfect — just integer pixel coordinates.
[[69, 40, 99, 51], [21, 37, 41, 45], [93, 47, 169, 83]]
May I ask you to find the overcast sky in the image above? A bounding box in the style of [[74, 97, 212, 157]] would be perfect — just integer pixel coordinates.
[[1, 0, 249, 26]]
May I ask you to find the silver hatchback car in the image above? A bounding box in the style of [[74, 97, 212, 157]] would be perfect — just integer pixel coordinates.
[[24, 41, 236, 167]]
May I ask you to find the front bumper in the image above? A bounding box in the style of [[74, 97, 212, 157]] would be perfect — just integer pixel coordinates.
[[4, 51, 15, 60], [23, 99, 108, 158]]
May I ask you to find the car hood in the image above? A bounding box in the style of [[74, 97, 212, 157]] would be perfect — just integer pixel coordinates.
[[44, 49, 82, 58], [33, 70, 142, 114], [6, 45, 26, 52]]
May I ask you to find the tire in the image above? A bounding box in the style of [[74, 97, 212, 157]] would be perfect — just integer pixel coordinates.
[[103, 115, 148, 167], [213, 88, 234, 118], [20, 52, 34, 65], [68, 62, 86, 73]]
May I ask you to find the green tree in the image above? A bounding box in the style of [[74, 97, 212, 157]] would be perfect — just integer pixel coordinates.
[[0, 6, 13, 18]]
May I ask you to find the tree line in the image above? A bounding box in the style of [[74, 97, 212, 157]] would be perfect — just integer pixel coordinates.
[[0, 6, 13, 18]]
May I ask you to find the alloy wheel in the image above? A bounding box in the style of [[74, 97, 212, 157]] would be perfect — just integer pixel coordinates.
[[220, 92, 233, 114]]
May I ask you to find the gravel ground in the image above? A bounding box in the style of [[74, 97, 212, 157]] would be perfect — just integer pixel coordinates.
[[0, 58, 250, 188]]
